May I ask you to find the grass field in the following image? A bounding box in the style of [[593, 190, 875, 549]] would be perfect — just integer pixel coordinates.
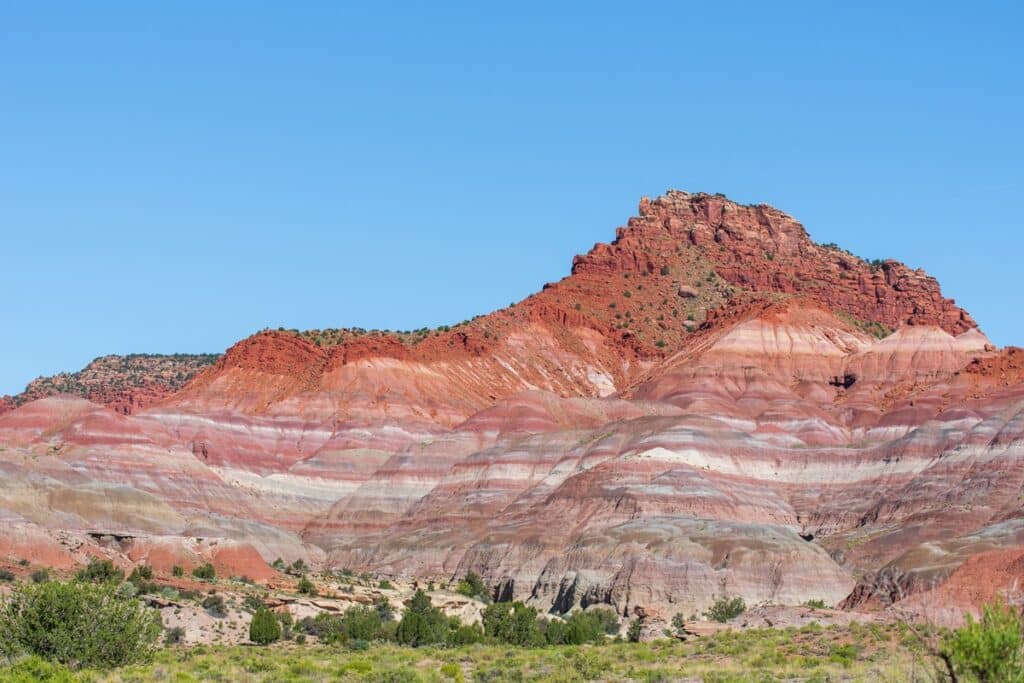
[[0, 622, 944, 682]]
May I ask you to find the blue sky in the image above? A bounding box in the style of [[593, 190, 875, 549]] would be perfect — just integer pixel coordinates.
[[2, 2, 1022, 395]]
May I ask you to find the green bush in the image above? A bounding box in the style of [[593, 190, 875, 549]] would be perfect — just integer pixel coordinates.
[[30, 569, 49, 584], [447, 623, 484, 646], [243, 594, 265, 612], [128, 565, 153, 582], [670, 612, 687, 636], [704, 597, 745, 623], [343, 605, 383, 642], [455, 571, 490, 602], [944, 600, 1024, 682], [75, 559, 123, 584], [171, 565, 183, 577], [627, 619, 643, 642], [0, 580, 160, 668], [0, 569, 14, 583], [249, 607, 282, 645], [297, 575, 317, 596], [396, 590, 448, 647], [482, 601, 545, 646], [803, 599, 828, 609], [375, 595, 395, 622], [191, 563, 216, 581], [164, 626, 185, 646], [549, 609, 610, 645]]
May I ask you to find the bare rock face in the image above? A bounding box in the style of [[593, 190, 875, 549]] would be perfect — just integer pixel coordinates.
[[0, 190, 1019, 621]]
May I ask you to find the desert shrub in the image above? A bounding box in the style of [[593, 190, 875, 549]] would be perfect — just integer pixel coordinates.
[[277, 610, 294, 640], [943, 600, 1024, 682], [0, 569, 14, 583], [705, 597, 746, 623], [75, 559, 124, 584], [344, 605, 383, 642], [202, 594, 226, 617], [804, 599, 828, 609], [375, 596, 395, 622], [0, 580, 160, 668], [447, 623, 484, 646], [287, 559, 307, 576], [300, 613, 343, 643], [556, 610, 609, 645], [378, 579, 394, 590], [249, 607, 281, 645], [164, 626, 185, 645], [171, 565, 183, 577], [456, 571, 490, 602], [297, 575, 317, 596], [482, 601, 545, 646], [243, 594, 265, 612], [829, 643, 859, 667], [114, 581, 138, 599], [627, 619, 643, 642], [396, 590, 448, 647], [30, 569, 49, 584], [128, 565, 153, 582], [191, 563, 216, 581], [590, 607, 620, 635]]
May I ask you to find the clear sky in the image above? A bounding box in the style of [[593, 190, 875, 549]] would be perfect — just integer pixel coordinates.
[[2, 2, 1022, 395]]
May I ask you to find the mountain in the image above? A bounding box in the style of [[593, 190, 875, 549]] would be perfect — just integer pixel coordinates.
[[0, 190, 1019, 624]]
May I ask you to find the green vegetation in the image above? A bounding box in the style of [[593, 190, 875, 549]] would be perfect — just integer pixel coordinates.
[[0, 622, 945, 681], [0, 580, 159, 669], [250, 607, 282, 646], [836, 311, 894, 340], [943, 599, 1024, 681], [396, 590, 451, 647], [12, 353, 219, 408], [191, 563, 216, 581], [75, 559, 124, 584], [704, 596, 746, 623], [297, 575, 317, 596], [4, 562, 1020, 683], [454, 572, 489, 602], [0, 570, 13, 583]]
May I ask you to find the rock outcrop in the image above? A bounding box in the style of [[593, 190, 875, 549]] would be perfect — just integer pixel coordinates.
[[1, 353, 220, 415]]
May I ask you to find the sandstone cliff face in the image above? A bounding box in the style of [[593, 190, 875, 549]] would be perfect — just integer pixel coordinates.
[[0, 190, 1018, 621]]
